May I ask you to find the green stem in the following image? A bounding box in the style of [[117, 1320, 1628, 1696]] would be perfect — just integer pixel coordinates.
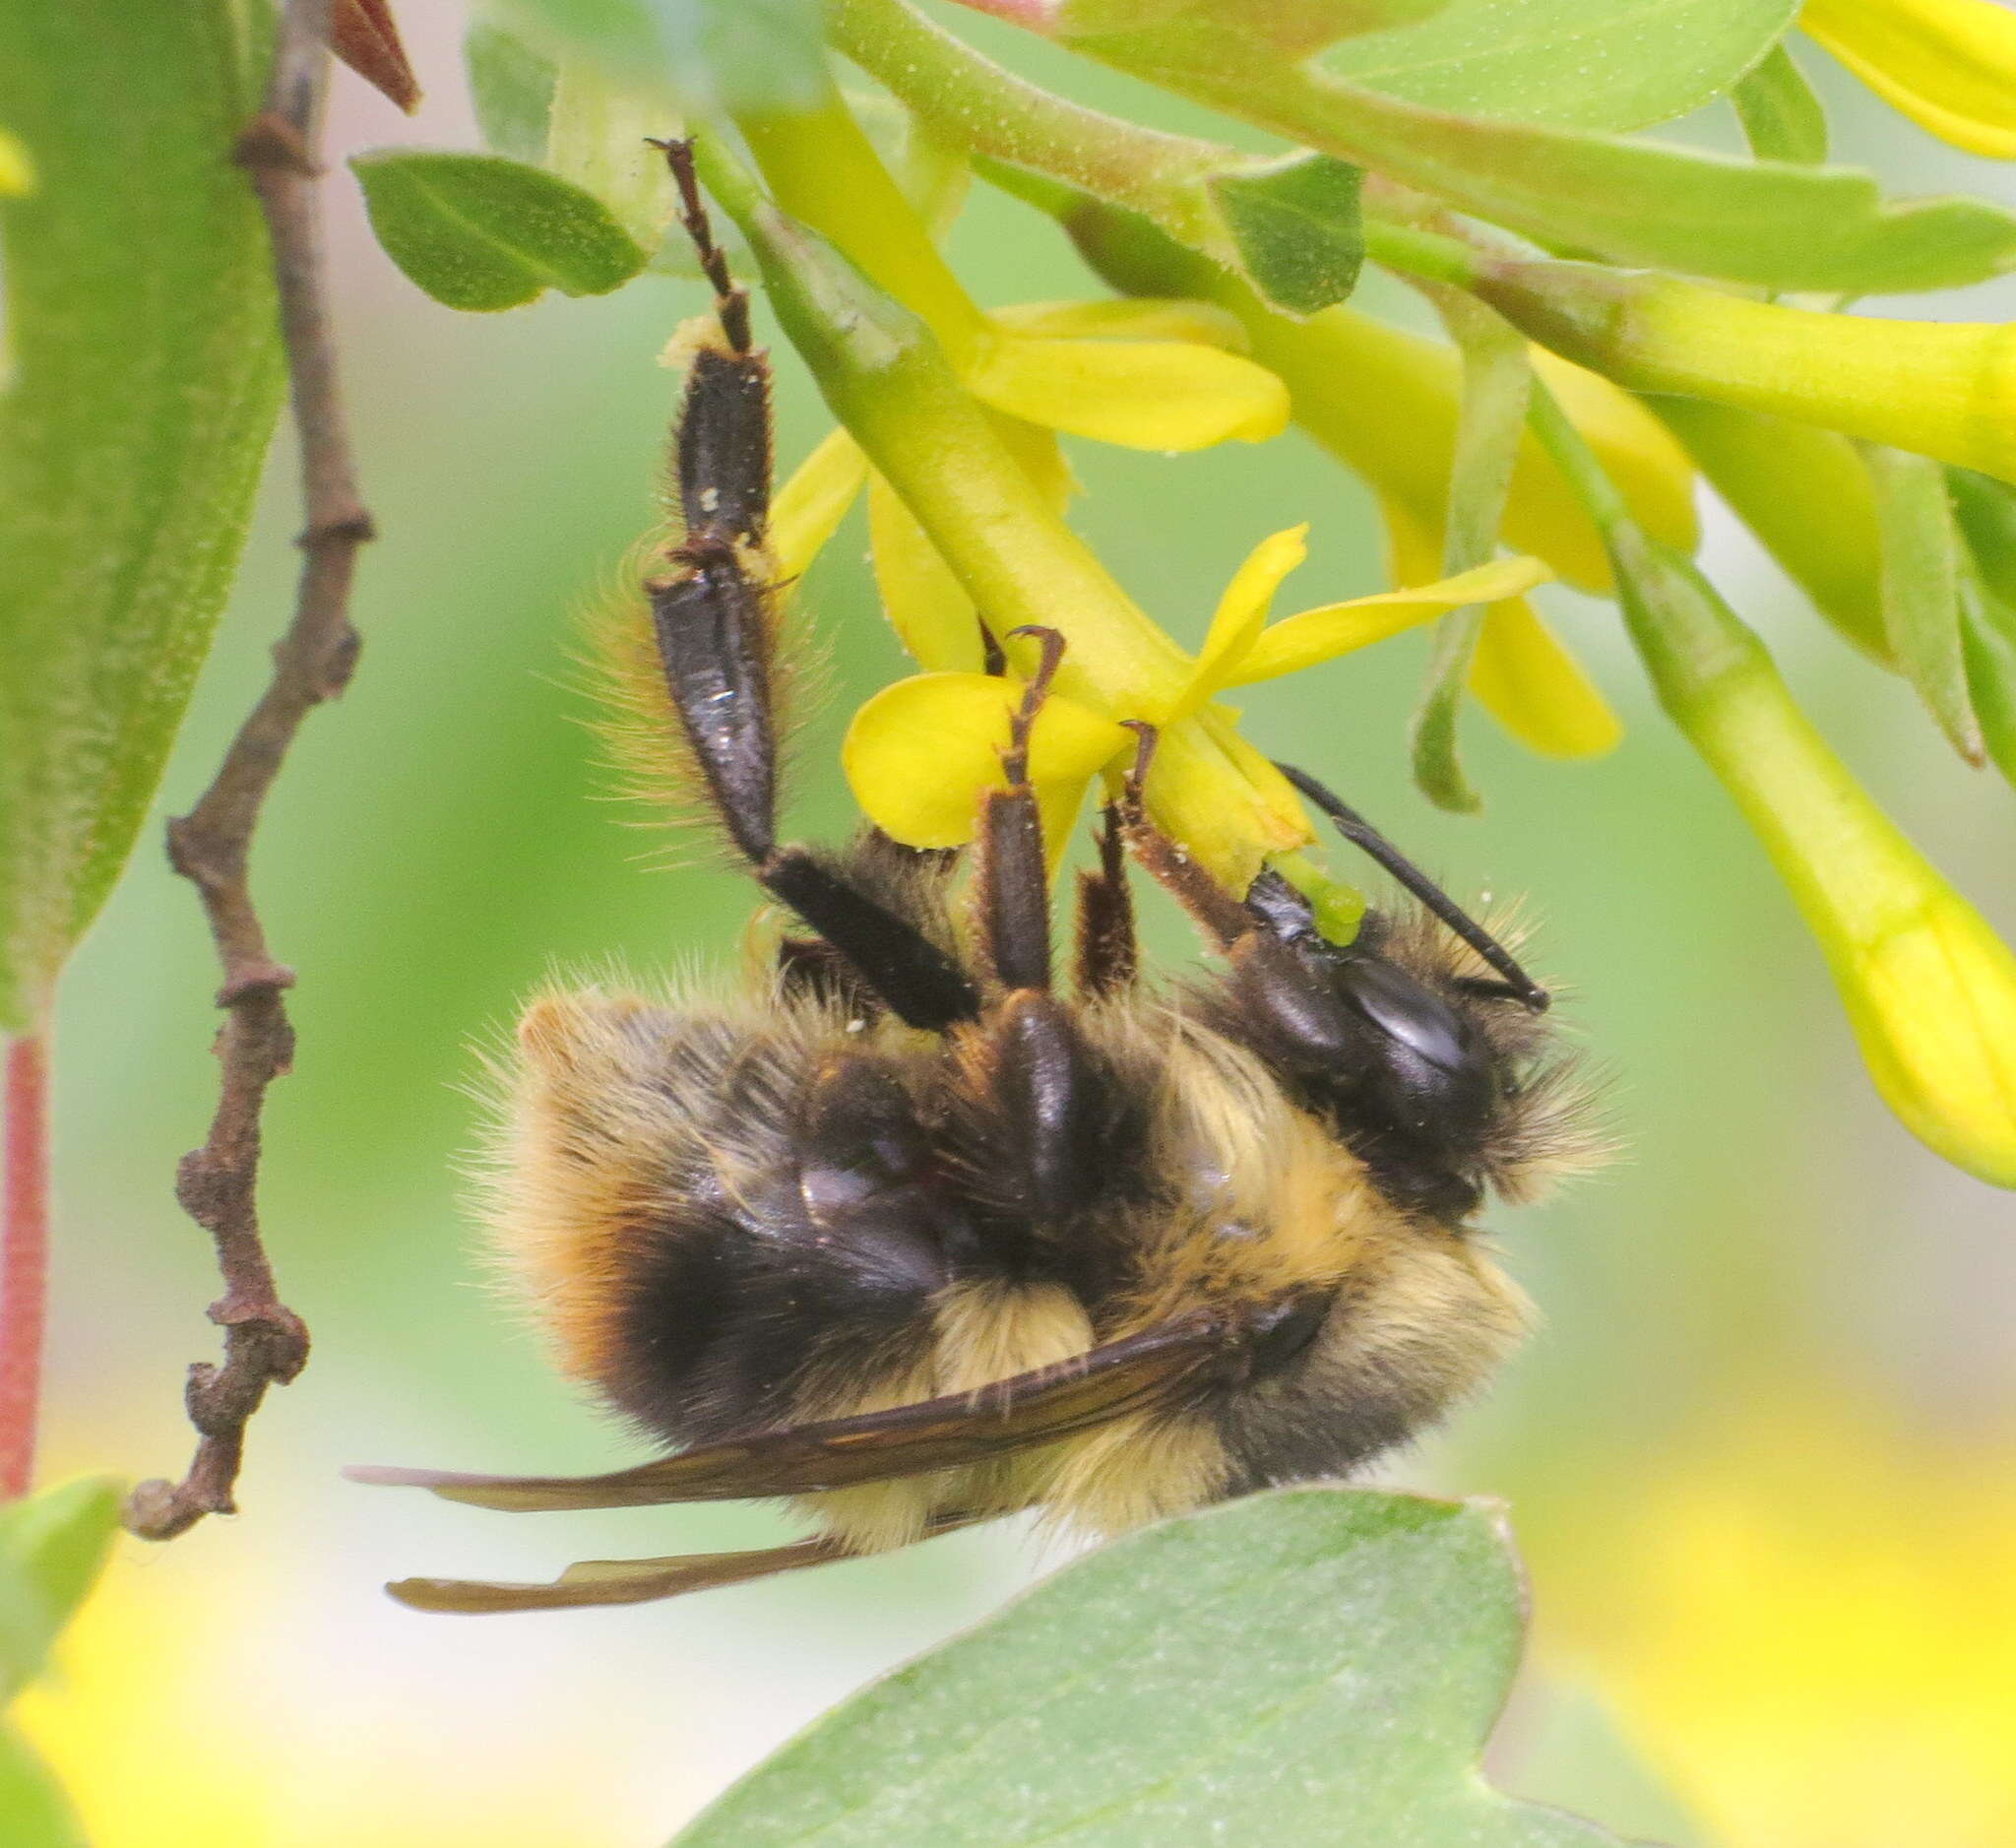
[[734, 82, 987, 354], [830, 0, 1235, 257], [1, 1027, 50, 1501], [1361, 221, 1481, 289]]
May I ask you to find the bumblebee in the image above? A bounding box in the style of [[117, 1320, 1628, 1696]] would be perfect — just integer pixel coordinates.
[[356, 144, 1598, 1613]]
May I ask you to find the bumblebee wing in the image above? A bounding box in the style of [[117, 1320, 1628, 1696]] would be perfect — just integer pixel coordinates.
[[350, 1307, 1228, 1512], [385, 1513, 981, 1615]]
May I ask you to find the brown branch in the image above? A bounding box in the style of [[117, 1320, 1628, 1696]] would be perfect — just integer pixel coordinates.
[[125, 0, 373, 1542]]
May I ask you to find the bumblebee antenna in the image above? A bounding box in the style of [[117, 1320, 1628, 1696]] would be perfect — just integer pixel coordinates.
[[1272, 761, 1549, 1013]]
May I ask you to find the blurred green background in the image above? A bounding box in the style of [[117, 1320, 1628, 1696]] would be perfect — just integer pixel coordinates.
[[19, 11, 2016, 1846]]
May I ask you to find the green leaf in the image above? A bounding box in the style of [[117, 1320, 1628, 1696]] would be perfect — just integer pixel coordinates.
[[1950, 468, 2016, 611], [0, 1724, 86, 1848], [465, 19, 558, 162], [1950, 470, 2016, 789], [1081, 38, 2016, 293], [1208, 155, 1363, 314], [1324, 0, 1798, 132], [1413, 294, 1531, 814], [1865, 445, 1983, 766], [0, 1477, 122, 1703], [1961, 575, 2016, 791], [1064, 0, 1450, 54], [1732, 42, 1829, 164], [350, 151, 649, 312], [670, 1489, 1649, 1848], [491, 0, 825, 113], [0, 1, 284, 1032]]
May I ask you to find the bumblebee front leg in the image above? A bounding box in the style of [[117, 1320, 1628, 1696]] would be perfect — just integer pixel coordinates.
[[959, 632, 1113, 1227]]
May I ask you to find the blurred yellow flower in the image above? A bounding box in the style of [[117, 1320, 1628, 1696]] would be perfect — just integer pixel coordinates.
[[0, 126, 30, 195], [1539, 1408, 2016, 1848], [1805, 0, 2016, 159], [16, 1540, 653, 1847]]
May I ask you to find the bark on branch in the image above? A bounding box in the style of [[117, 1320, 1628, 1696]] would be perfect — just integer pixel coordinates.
[[126, 0, 372, 1541]]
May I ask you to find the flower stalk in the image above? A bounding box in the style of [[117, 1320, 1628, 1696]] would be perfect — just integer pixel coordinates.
[[1462, 257, 2016, 487], [1534, 386, 2016, 1187]]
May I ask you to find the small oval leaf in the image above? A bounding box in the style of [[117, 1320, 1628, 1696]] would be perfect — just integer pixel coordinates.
[[1209, 154, 1364, 313], [350, 150, 647, 312]]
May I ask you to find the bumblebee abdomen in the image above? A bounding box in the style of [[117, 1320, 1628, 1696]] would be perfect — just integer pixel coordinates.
[[486, 986, 962, 1448]]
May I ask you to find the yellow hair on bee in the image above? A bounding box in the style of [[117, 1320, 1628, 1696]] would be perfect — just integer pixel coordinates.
[[1111, 1013, 1376, 1330], [788, 1280, 1098, 1555], [472, 982, 690, 1392], [576, 531, 823, 867]]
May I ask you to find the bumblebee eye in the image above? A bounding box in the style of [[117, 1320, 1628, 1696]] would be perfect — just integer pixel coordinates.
[[1335, 955, 1475, 1076]]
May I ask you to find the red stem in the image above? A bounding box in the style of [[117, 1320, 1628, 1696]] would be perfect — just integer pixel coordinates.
[[1, 1031, 50, 1501]]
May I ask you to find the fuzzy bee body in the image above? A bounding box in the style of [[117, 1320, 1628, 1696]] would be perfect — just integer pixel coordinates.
[[487, 825, 1568, 1558], [361, 144, 1597, 1613]]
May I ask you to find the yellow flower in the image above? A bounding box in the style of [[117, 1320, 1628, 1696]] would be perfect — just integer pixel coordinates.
[[840, 516, 1550, 864], [740, 92, 1288, 456], [17, 1520, 638, 1847], [1612, 532, 2016, 1187], [1476, 256, 2016, 487], [1804, 0, 2016, 159], [1051, 200, 1682, 761]]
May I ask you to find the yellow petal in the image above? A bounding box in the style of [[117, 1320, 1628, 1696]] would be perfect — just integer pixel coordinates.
[[1382, 490, 1443, 590], [1230, 307, 1695, 594], [960, 331, 1291, 451], [1844, 894, 2016, 1188], [771, 426, 868, 585], [1469, 602, 1623, 759], [842, 671, 1129, 851], [1167, 524, 1310, 717], [1804, 0, 2016, 159], [0, 128, 32, 196], [868, 471, 986, 672], [1225, 556, 1554, 686], [989, 297, 1249, 350]]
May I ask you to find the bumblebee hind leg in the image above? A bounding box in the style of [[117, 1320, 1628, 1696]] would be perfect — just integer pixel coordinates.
[[645, 139, 978, 1031]]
